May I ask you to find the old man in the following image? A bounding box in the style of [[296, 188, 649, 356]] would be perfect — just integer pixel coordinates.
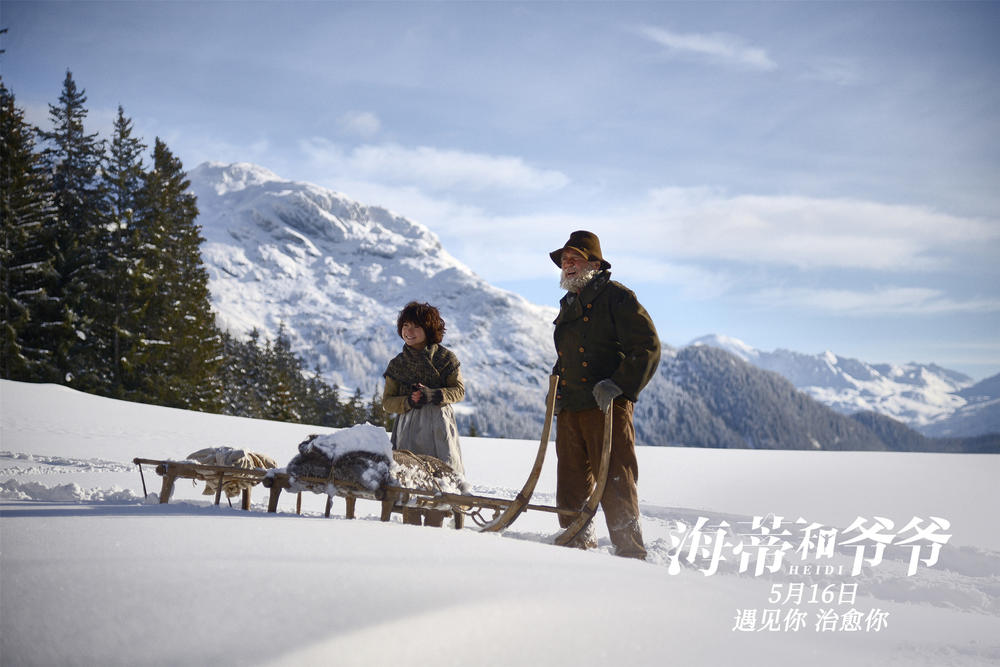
[[550, 230, 661, 559]]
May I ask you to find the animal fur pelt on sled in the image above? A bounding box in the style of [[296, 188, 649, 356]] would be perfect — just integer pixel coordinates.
[[284, 431, 467, 498], [285, 434, 391, 494], [391, 449, 467, 495], [185, 447, 277, 498]]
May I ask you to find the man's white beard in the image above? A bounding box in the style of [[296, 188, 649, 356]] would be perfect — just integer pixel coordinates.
[[560, 267, 598, 293]]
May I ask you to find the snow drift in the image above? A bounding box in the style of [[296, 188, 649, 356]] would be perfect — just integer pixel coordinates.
[[2, 379, 999, 665]]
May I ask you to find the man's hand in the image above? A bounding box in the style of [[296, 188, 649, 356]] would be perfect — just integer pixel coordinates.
[[593, 379, 622, 412]]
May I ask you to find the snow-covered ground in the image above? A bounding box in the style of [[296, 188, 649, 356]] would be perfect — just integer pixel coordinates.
[[2, 379, 998, 666]]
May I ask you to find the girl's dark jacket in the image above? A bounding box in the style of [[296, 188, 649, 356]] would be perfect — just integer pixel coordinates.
[[552, 270, 661, 413]]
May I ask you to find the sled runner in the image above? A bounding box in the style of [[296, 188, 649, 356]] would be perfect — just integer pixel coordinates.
[[476, 373, 616, 545], [478, 374, 559, 532]]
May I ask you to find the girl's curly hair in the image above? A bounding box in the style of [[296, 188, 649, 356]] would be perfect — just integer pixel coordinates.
[[396, 301, 446, 345]]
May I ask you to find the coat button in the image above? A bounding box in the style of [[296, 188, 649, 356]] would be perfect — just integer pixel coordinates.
[[582, 361, 588, 367], [586, 303, 593, 309], [578, 346, 584, 352], [583, 316, 589, 322], [581, 377, 588, 383], [560, 380, 567, 386]]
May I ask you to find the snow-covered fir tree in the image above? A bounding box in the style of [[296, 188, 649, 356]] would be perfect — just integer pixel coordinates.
[[101, 106, 146, 396], [131, 138, 221, 410], [36, 70, 111, 390], [4, 72, 367, 426], [216, 327, 370, 427], [266, 324, 308, 422], [0, 81, 60, 381], [304, 365, 343, 427]]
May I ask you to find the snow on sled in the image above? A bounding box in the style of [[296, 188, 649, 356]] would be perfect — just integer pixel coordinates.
[[133, 376, 606, 544], [262, 424, 471, 528]]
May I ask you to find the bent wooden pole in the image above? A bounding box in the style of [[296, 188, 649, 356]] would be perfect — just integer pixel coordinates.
[[553, 401, 613, 547], [479, 374, 559, 533]]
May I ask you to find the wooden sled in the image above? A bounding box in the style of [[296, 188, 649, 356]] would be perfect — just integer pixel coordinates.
[[133, 454, 577, 529], [132, 458, 272, 510], [132, 375, 613, 543]]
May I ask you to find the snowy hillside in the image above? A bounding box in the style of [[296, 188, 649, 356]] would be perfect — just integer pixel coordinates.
[[689, 334, 998, 435], [2, 379, 999, 666], [189, 162, 557, 437]]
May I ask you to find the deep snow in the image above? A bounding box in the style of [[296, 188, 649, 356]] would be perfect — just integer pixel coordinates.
[[2, 379, 999, 666]]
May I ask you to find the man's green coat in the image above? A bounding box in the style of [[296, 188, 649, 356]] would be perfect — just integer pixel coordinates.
[[553, 271, 661, 412]]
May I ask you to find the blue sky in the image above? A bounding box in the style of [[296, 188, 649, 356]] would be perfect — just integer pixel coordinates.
[[4, 1, 999, 379]]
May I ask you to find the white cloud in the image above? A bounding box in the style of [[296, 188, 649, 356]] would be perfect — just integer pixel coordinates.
[[300, 138, 570, 194], [266, 154, 999, 317], [801, 58, 864, 86], [332, 183, 582, 275], [20, 101, 51, 129], [749, 286, 1000, 316], [308, 180, 729, 299], [635, 25, 776, 71], [168, 134, 273, 171], [610, 254, 736, 300], [632, 188, 999, 272], [337, 111, 381, 138], [293, 171, 999, 302]]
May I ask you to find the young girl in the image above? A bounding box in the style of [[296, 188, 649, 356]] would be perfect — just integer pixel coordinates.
[[382, 301, 465, 476]]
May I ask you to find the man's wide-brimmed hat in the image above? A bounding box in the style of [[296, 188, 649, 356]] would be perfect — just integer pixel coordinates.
[[549, 230, 611, 270]]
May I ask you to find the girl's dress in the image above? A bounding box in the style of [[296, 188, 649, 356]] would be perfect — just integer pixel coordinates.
[[382, 343, 465, 475]]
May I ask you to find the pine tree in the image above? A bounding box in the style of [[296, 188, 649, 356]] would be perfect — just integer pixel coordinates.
[[217, 330, 264, 417], [342, 387, 366, 426], [131, 138, 221, 410], [265, 324, 308, 422], [301, 365, 325, 425], [36, 71, 110, 389], [1, 81, 60, 381], [243, 328, 269, 417], [367, 384, 388, 429], [304, 371, 342, 427], [216, 330, 241, 414], [216, 330, 349, 426], [101, 106, 146, 396]]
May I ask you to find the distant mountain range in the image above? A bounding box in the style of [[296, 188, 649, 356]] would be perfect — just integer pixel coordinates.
[[688, 334, 1000, 438], [188, 163, 998, 452]]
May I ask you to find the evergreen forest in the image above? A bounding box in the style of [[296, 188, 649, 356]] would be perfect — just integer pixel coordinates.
[[1, 71, 385, 429]]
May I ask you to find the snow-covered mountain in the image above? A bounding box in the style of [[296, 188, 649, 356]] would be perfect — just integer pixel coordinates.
[[920, 373, 1000, 438], [688, 334, 999, 436], [189, 162, 557, 437], [188, 163, 996, 446]]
